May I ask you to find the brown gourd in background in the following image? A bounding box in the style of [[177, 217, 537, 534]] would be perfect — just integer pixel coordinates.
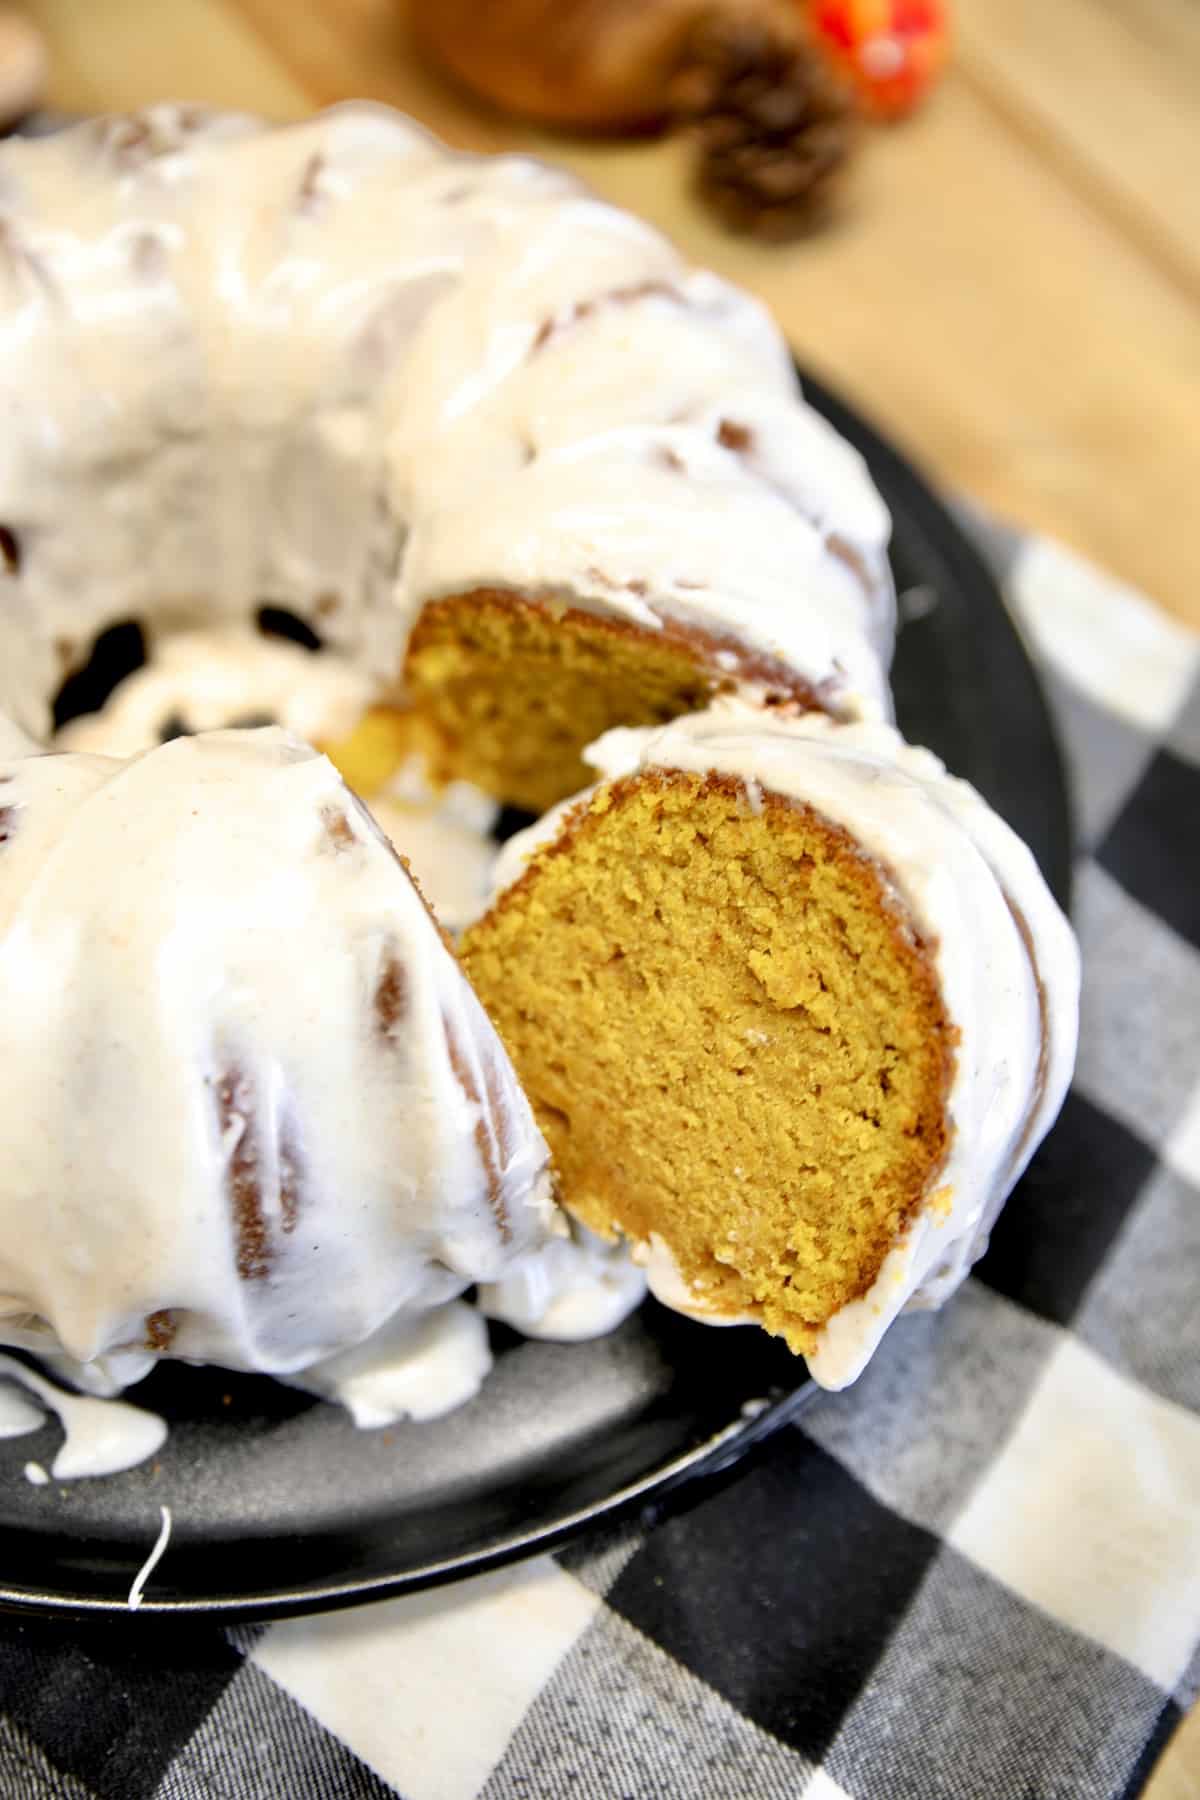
[[409, 0, 855, 238]]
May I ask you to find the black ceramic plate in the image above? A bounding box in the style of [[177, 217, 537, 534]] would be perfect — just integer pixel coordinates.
[[0, 367, 1071, 1620]]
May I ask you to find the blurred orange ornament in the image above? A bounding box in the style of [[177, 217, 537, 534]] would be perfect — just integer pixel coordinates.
[[807, 0, 950, 118]]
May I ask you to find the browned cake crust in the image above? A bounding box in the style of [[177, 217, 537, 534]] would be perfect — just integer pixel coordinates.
[[461, 767, 959, 1354], [402, 588, 832, 813]]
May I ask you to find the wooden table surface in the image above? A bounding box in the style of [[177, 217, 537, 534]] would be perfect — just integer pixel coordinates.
[[14, 0, 1200, 1791]]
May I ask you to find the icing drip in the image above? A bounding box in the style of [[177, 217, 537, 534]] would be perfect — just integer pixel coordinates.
[[54, 628, 372, 755], [0, 1385, 46, 1437], [0, 1355, 166, 1478], [128, 1505, 172, 1611], [293, 1300, 492, 1426]]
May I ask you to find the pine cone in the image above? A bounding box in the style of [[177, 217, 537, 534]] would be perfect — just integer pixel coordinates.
[[672, 12, 855, 240]]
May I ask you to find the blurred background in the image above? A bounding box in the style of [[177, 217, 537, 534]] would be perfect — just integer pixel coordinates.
[[2, 0, 1195, 632]]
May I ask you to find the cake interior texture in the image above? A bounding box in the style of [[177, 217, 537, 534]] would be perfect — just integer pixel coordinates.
[[321, 703, 447, 798], [461, 770, 960, 1353], [403, 590, 732, 813]]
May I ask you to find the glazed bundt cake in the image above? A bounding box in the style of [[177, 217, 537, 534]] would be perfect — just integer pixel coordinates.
[[0, 717, 555, 1413], [0, 102, 1079, 1431], [461, 707, 1079, 1386], [0, 103, 891, 814]]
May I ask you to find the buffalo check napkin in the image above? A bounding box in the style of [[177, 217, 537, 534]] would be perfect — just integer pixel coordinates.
[[0, 521, 1197, 1800]]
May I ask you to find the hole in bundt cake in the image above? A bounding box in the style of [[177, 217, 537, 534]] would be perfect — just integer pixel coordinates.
[[493, 804, 540, 843], [155, 710, 276, 744], [52, 621, 147, 730], [255, 605, 323, 653], [0, 525, 20, 575], [461, 770, 958, 1356]]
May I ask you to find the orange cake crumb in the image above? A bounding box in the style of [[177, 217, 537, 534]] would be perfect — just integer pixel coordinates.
[[461, 769, 958, 1354], [320, 705, 450, 798], [404, 589, 821, 813]]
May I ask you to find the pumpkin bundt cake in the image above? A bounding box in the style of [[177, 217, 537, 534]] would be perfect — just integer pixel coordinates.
[[0, 101, 1079, 1438], [461, 707, 1079, 1387]]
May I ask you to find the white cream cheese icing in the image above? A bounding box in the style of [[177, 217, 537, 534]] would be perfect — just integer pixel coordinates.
[[491, 702, 1080, 1388], [0, 1383, 48, 1438], [54, 627, 372, 755], [0, 1354, 167, 1478], [128, 1505, 173, 1610], [292, 1300, 493, 1427], [0, 725, 556, 1402], [479, 1221, 648, 1342]]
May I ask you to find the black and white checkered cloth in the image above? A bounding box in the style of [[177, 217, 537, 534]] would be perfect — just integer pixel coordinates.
[[0, 522, 1196, 1800]]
